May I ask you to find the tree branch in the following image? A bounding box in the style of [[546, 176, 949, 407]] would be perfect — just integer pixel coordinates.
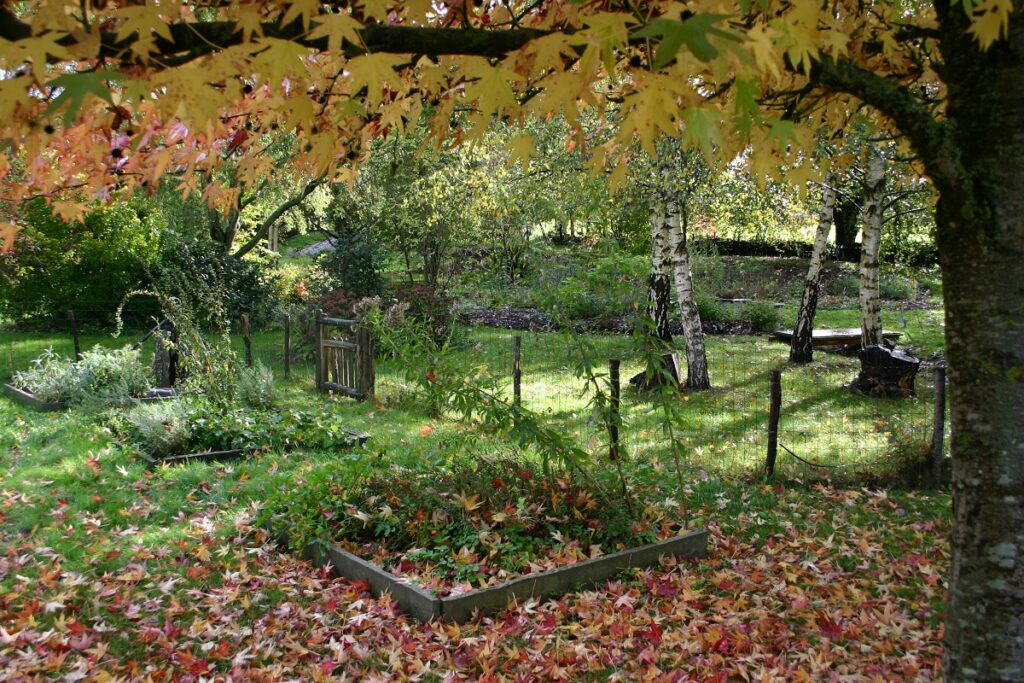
[[808, 54, 967, 197], [232, 175, 325, 258], [0, 7, 549, 64]]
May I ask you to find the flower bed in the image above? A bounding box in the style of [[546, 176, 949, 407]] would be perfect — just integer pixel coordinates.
[[264, 457, 708, 620]]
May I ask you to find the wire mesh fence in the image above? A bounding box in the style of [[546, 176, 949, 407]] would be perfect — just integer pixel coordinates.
[[1, 308, 946, 482]]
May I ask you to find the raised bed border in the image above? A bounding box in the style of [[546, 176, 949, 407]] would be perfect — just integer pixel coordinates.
[[145, 430, 371, 468], [3, 383, 179, 412], [281, 527, 708, 623]]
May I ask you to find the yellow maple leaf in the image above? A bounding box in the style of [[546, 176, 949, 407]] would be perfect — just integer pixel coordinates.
[[507, 133, 536, 171], [308, 13, 364, 55], [454, 493, 483, 513], [0, 221, 18, 254], [969, 0, 1014, 49], [345, 53, 405, 108]]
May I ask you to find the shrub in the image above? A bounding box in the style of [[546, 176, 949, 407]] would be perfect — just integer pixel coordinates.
[[880, 274, 919, 300], [125, 401, 194, 458], [539, 252, 647, 320], [313, 229, 382, 297], [389, 283, 457, 346], [826, 274, 860, 297], [742, 300, 781, 332], [154, 237, 280, 328], [13, 346, 150, 406], [0, 199, 160, 326], [695, 293, 727, 322], [237, 361, 276, 409]]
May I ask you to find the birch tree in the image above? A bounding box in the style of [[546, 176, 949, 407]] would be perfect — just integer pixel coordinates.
[[858, 150, 885, 348], [790, 182, 837, 363], [646, 200, 673, 344]]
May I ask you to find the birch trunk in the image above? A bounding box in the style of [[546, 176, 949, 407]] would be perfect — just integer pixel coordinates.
[[667, 197, 711, 391], [790, 183, 837, 363], [858, 152, 884, 348], [646, 200, 673, 344]]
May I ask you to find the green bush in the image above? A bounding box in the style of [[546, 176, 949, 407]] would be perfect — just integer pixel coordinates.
[[13, 346, 150, 406], [742, 300, 781, 332], [125, 401, 193, 458], [539, 252, 647, 319], [695, 293, 727, 322], [0, 199, 160, 326], [880, 274, 919, 300], [237, 361, 277, 409], [826, 274, 860, 298], [313, 229, 382, 298]]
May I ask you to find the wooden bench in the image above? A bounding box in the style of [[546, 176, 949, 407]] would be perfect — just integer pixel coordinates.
[[771, 328, 901, 348]]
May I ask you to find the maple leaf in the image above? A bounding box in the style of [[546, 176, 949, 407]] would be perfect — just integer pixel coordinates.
[[454, 493, 482, 512], [45, 70, 123, 125], [345, 53, 405, 108]]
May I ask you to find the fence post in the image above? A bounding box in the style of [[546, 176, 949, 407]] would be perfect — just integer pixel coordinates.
[[766, 369, 782, 477], [512, 335, 522, 406], [931, 366, 947, 485], [241, 314, 253, 367], [356, 326, 375, 401], [608, 358, 621, 462], [68, 310, 82, 362], [314, 316, 324, 392], [283, 314, 292, 379]]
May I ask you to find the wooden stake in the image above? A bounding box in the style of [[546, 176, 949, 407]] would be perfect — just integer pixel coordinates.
[[241, 313, 253, 367], [931, 367, 947, 484], [609, 358, 621, 462], [68, 310, 82, 362], [513, 335, 522, 406], [283, 314, 292, 379], [766, 369, 782, 477]]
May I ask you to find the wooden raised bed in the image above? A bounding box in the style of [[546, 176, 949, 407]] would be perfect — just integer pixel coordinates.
[[277, 527, 708, 623], [3, 383, 65, 411], [3, 384, 178, 412], [146, 429, 370, 467]]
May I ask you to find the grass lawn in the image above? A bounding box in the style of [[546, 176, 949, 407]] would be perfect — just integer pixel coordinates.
[[0, 385, 951, 679], [0, 307, 952, 679]]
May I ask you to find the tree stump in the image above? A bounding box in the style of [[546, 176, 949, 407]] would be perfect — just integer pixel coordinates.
[[850, 345, 921, 397], [629, 353, 682, 390]]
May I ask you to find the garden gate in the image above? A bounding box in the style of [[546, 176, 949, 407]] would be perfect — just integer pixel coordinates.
[[315, 317, 375, 400]]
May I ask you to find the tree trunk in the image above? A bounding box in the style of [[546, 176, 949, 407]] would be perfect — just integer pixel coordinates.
[[833, 197, 861, 261], [937, 16, 1024, 680], [667, 196, 711, 391], [858, 151, 884, 348], [646, 200, 673, 344], [790, 182, 836, 363]]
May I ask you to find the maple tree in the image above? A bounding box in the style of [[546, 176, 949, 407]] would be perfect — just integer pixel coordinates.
[[0, 0, 1022, 677]]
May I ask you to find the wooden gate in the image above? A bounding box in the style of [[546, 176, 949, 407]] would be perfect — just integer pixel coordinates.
[[315, 317, 375, 400]]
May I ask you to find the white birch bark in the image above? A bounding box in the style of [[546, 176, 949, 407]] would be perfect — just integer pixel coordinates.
[[859, 152, 884, 348], [790, 183, 837, 363], [667, 195, 711, 390], [646, 199, 673, 343]]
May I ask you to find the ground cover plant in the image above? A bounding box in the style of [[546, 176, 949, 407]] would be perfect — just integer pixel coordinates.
[[265, 455, 691, 596], [10, 345, 151, 407]]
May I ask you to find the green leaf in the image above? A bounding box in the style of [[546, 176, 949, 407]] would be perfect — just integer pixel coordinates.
[[632, 14, 732, 67], [45, 71, 124, 126]]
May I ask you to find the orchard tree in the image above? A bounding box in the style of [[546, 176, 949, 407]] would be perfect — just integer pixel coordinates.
[[0, 0, 1022, 677]]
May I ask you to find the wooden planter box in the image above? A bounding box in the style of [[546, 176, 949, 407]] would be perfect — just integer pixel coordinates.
[[4, 384, 178, 412], [146, 430, 370, 467], [277, 526, 708, 623], [3, 384, 65, 411]]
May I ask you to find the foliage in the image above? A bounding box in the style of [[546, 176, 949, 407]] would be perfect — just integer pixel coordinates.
[[539, 252, 647, 320], [742, 300, 781, 332], [118, 400, 364, 457], [879, 273, 919, 301], [153, 236, 279, 328], [388, 283, 458, 347], [0, 199, 160, 326], [236, 361, 276, 409], [264, 455, 676, 594], [123, 400, 193, 458], [695, 293, 727, 323], [312, 228, 382, 298], [13, 345, 150, 406]]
